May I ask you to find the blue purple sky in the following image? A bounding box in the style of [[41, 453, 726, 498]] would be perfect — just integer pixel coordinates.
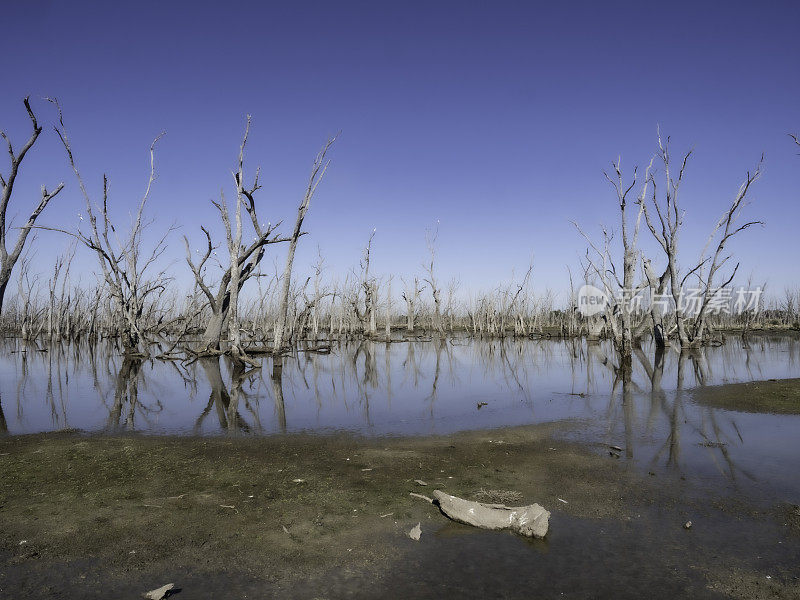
[[2, 0, 799, 300]]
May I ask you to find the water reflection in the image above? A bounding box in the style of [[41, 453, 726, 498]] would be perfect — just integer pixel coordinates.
[[1, 334, 799, 496], [107, 357, 144, 430]]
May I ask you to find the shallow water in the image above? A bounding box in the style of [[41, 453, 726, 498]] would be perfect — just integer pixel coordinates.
[[2, 334, 800, 501]]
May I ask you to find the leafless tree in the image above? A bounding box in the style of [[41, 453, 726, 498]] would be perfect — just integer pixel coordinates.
[[781, 286, 799, 327], [45, 100, 173, 356], [423, 226, 443, 334], [45, 244, 76, 339], [351, 230, 378, 337], [574, 155, 654, 358], [15, 253, 42, 339], [687, 162, 763, 342], [303, 249, 328, 341], [272, 134, 337, 352], [0, 97, 64, 313], [640, 132, 763, 347], [443, 277, 461, 332], [185, 116, 286, 359], [401, 276, 423, 333]]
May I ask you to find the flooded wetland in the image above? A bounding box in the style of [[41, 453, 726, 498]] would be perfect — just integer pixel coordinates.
[[1, 333, 799, 599], [5, 2, 800, 598]]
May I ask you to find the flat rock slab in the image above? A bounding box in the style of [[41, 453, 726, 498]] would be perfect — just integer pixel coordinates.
[[432, 490, 550, 539]]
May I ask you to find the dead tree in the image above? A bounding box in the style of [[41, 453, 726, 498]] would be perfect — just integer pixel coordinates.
[[351, 230, 378, 337], [637, 134, 695, 348], [574, 155, 653, 359], [384, 275, 393, 338], [107, 356, 144, 430], [0, 97, 64, 314], [46, 244, 76, 339], [635, 256, 670, 347], [423, 227, 443, 334], [640, 132, 763, 347], [401, 276, 423, 333], [443, 277, 461, 332], [272, 134, 336, 352], [15, 254, 41, 339], [185, 117, 286, 356], [47, 101, 172, 356], [685, 160, 763, 343]]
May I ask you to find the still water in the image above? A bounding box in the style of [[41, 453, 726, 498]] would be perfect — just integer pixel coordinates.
[[2, 334, 799, 499]]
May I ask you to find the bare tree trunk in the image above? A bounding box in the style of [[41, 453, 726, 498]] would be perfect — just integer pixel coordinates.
[[385, 277, 392, 339], [227, 127, 248, 361], [403, 278, 419, 333], [274, 136, 336, 352], [201, 309, 227, 350], [274, 248, 298, 351], [0, 277, 8, 316], [635, 258, 669, 347], [367, 283, 377, 337]]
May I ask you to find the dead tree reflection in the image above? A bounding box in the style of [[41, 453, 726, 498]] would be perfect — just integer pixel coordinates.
[[0, 392, 7, 434], [107, 357, 144, 430], [352, 340, 378, 424], [196, 357, 260, 434], [44, 341, 69, 429], [402, 340, 423, 388], [0, 335, 797, 451], [269, 359, 287, 433]]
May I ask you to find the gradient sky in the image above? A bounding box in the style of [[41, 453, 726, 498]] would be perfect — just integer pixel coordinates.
[[2, 0, 799, 302]]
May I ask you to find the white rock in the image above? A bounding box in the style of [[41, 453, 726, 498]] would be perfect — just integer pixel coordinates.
[[144, 583, 174, 600], [432, 490, 550, 539]]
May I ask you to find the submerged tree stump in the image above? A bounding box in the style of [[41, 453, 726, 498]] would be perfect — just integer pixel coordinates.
[[432, 490, 550, 539]]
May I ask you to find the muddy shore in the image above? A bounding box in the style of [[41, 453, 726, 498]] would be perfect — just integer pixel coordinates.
[[692, 377, 800, 415]]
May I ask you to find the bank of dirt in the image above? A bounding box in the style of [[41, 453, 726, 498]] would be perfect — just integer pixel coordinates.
[[1, 420, 798, 598], [692, 377, 800, 415]]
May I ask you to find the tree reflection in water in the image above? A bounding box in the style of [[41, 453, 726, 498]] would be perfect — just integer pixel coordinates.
[[0, 334, 797, 493]]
